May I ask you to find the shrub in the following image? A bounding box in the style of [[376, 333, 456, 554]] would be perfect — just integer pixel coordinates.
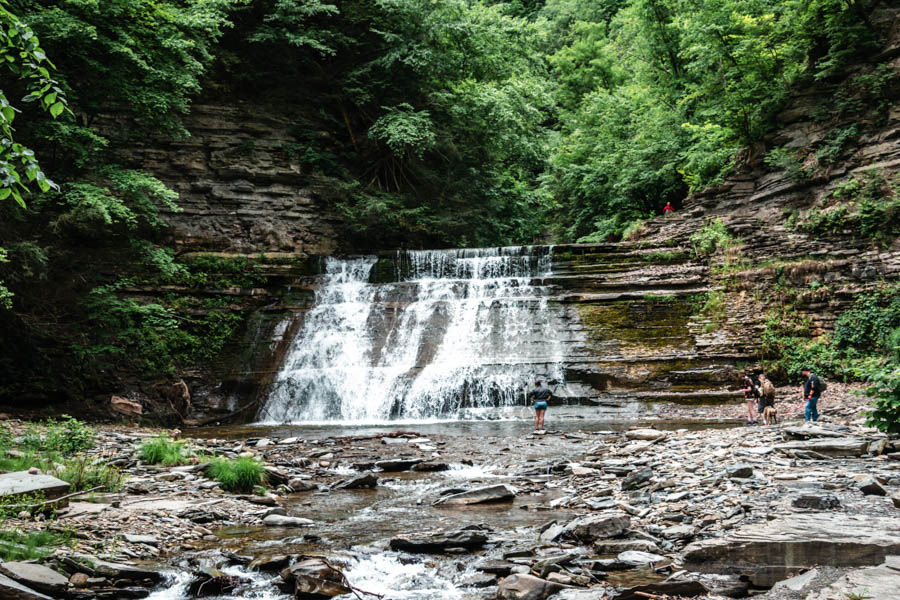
[[205, 457, 266, 493], [139, 434, 190, 466], [689, 218, 734, 257], [860, 360, 900, 434], [21, 415, 95, 456]]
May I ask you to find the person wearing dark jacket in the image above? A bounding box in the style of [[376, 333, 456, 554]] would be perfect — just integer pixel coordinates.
[[527, 380, 551, 433], [801, 367, 824, 422]]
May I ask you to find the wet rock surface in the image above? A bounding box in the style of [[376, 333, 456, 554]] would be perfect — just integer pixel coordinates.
[[0, 413, 897, 599]]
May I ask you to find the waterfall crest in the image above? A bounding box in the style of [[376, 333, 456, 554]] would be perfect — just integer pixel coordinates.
[[261, 246, 566, 422]]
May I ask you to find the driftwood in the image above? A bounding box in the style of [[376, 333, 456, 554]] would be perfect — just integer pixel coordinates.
[[316, 557, 386, 600]]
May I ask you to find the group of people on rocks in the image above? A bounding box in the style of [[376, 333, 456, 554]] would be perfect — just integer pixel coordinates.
[[741, 366, 826, 425]]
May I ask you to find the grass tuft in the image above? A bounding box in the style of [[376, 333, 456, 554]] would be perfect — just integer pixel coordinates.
[[205, 457, 266, 493], [139, 434, 190, 466]]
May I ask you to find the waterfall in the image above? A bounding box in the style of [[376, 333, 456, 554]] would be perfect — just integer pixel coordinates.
[[260, 246, 566, 422]]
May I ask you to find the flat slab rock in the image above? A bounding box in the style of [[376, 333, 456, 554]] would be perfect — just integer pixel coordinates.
[[0, 573, 52, 600], [0, 471, 70, 503], [0, 562, 68, 595], [434, 484, 516, 506], [774, 438, 870, 457], [683, 513, 900, 586], [804, 556, 900, 600], [389, 528, 489, 553]]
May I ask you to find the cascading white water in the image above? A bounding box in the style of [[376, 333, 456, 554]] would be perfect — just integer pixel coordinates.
[[261, 246, 566, 422]]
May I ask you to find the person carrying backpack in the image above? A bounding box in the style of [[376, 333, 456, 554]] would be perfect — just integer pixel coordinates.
[[801, 367, 826, 422], [759, 373, 777, 425]]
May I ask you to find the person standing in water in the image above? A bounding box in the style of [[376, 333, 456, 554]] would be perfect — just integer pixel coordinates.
[[527, 380, 551, 433]]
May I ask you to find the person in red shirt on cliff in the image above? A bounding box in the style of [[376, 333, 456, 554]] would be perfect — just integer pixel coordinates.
[[663, 201, 674, 217]]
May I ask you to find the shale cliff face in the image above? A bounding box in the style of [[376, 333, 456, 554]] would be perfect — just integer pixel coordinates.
[[100, 103, 345, 256]]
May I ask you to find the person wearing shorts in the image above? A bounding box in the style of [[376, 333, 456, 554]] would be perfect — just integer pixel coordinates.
[[527, 380, 551, 433]]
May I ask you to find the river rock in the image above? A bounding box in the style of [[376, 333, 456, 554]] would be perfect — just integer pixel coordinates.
[[263, 514, 314, 527], [280, 559, 350, 598], [411, 462, 450, 472], [624, 429, 666, 441], [333, 473, 379, 490], [614, 578, 708, 600], [683, 513, 900, 586], [0, 573, 52, 600], [621, 467, 652, 490], [247, 555, 291, 572], [123, 534, 159, 545], [858, 477, 887, 496], [594, 540, 659, 554], [389, 528, 489, 553], [893, 492, 900, 509], [433, 484, 516, 505], [188, 571, 248, 597], [792, 493, 841, 510], [288, 478, 318, 492], [660, 524, 696, 540], [375, 459, 422, 472], [726, 464, 753, 479], [0, 562, 69, 596], [775, 438, 870, 458], [616, 550, 666, 566], [497, 574, 571, 600], [564, 512, 630, 541]]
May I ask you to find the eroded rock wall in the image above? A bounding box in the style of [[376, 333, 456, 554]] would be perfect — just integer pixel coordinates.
[[98, 103, 345, 256]]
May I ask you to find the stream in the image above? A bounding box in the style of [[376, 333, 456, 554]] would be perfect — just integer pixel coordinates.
[[146, 412, 732, 599]]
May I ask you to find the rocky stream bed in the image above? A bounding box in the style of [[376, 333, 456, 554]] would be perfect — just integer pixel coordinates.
[[1, 402, 899, 600]]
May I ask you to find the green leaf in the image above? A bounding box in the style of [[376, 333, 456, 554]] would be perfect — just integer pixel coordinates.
[[49, 101, 64, 118]]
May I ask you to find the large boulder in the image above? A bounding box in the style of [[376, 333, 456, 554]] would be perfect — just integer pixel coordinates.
[[389, 528, 489, 553], [433, 484, 516, 506], [564, 512, 630, 541], [497, 574, 571, 600], [683, 513, 900, 586]]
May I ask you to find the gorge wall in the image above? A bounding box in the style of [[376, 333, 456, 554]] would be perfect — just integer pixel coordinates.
[[102, 6, 900, 423]]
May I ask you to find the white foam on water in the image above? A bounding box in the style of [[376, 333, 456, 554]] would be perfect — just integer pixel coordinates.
[[336, 552, 465, 600], [262, 246, 566, 423]]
